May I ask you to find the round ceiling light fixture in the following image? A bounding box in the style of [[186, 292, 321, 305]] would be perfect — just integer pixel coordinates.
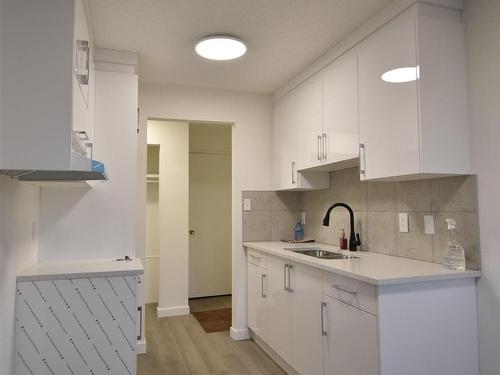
[[195, 35, 247, 61]]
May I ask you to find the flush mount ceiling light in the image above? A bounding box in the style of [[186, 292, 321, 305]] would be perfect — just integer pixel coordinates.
[[381, 66, 420, 83], [195, 36, 247, 60]]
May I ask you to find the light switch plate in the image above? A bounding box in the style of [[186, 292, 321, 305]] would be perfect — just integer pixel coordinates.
[[399, 212, 409, 233], [243, 198, 251, 211], [424, 215, 435, 235]]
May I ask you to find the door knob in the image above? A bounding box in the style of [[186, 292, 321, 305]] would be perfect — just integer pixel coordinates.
[[189, 230, 195, 235]]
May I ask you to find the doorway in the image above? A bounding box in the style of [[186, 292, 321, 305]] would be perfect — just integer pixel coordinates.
[[144, 119, 232, 317]]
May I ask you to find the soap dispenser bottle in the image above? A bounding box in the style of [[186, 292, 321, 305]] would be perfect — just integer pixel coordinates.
[[294, 222, 304, 241], [339, 229, 348, 250], [442, 218, 466, 271]]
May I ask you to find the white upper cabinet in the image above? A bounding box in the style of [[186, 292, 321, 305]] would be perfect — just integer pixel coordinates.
[[322, 52, 360, 166], [1, 0, 95, 172], [358, 4, 471, 181], [294, 75, 323, 169], [273, 88, 329, 191], [273, 90, 299, 190]]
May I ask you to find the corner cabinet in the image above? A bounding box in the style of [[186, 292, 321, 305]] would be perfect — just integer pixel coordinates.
[[1, 0, 96, 173], [358, 4, 471, 181]]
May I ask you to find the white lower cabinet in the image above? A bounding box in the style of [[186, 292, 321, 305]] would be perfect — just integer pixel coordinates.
[[322, 295, 379, 375], [246, 248, 479, 375], [265, 255, 292, 363], [290, 263, 323, 375], [247, 262, 267, 341]]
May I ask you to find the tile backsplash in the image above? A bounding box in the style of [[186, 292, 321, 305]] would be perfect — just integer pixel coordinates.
[[243, 167, 480, 270], [242, 191, 301, 241]]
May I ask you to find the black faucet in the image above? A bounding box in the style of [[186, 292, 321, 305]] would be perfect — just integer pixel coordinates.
[[323, 203, 361, 251]]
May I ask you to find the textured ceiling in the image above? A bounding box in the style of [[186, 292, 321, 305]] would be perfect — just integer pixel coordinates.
[[88, 0, 393, 93]]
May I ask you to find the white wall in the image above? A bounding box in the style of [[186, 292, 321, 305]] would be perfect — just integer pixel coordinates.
[[0, 178, 40, 375], [463, 2, 500, 374], [38, 70, 138, 261], [138, 83, 273, 338], [147, 120, 190, 316]]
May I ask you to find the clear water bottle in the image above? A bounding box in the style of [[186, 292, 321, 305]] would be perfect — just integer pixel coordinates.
[[442, 218, 466, 271], [294, 222, 304, 241]]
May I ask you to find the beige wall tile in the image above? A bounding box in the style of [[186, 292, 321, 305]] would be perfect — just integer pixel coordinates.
[[271, 191, 301, 211], [304, 210, 331, 244], [242, 211, 272, 241], [396, 180, 431, 211], [430, 175, 477, 212], [242, 191, 272, 211], [271, 210, 299, 241], [330, 171, 367, 211], [367, 182, 395, 211], [367, 211, 397, 255], [396, 212, 433, 262], [302, 188, 334, 211]]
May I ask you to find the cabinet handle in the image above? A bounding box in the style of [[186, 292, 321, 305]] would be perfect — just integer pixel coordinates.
[[321, 302, 327, 336], [284, 264, 289, 291], [317, 135, 322, 160], [261, 274, 267, 298], [359, 143, 366, 177], [249, 254, 262, 261], [287, 264, 293, 293], [137, 306, 143, 341], [291, 161, 296, 185], [85, 142, 93, 160], [322, 133, 327, 162], [75, 40, 90, 85], [331, 284, 357, 295]]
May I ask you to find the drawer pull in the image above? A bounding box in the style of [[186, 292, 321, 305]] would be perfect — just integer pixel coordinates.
[[249, 254, 262, 261], [332, 284, 357, 295]]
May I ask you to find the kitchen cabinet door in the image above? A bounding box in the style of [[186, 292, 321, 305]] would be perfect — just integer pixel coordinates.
[[294, 75, 323, 170], [247, 262, 267, 341], [290, 262, 324, 375], [72, 0, 95, 145], [273, 91, 299, 190], [323, 295, 379, 375], [266, 255, 292, 363], [322, 53, 359, 165], [358, 8, 420, 180]]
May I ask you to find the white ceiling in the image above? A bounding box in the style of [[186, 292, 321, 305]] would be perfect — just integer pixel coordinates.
[[88, 0, 393, 93]]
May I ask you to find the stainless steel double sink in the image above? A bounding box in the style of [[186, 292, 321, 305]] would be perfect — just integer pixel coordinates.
[[284, 247, 359, 260]]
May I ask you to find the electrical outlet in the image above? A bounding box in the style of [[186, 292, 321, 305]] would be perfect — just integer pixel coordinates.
[[243, 198, 251, 211], [399, 212, 409, 233], [424, 215, 435, 235]]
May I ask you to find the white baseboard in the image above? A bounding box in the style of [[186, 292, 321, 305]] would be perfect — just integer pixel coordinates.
[[230, 326, 250, 341], [157, 305, 190, 318], [136, 339, 146, 354]]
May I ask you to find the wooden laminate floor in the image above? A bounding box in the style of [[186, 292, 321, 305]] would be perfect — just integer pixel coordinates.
[[138, 298, 286, 375]]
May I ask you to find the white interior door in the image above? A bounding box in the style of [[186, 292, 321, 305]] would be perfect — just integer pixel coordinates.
[[189, 126, 232, 298]]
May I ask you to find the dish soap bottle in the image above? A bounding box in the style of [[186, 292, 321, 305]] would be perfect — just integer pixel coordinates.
[[442, 218, 466, 271], [339, 229, 348, 250], [294, 222, 304, 241]]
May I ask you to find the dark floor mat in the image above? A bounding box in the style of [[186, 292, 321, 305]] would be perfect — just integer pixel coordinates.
[[192, 308, 232, 333]]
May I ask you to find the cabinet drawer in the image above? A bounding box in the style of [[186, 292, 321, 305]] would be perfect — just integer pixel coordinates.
[[322, 272, 377, 315], [247, 249, 266, 268]]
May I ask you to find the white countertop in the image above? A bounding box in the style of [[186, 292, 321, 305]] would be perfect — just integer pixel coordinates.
[[244, 241, 480, 286], [17, 258, 144, 281]]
